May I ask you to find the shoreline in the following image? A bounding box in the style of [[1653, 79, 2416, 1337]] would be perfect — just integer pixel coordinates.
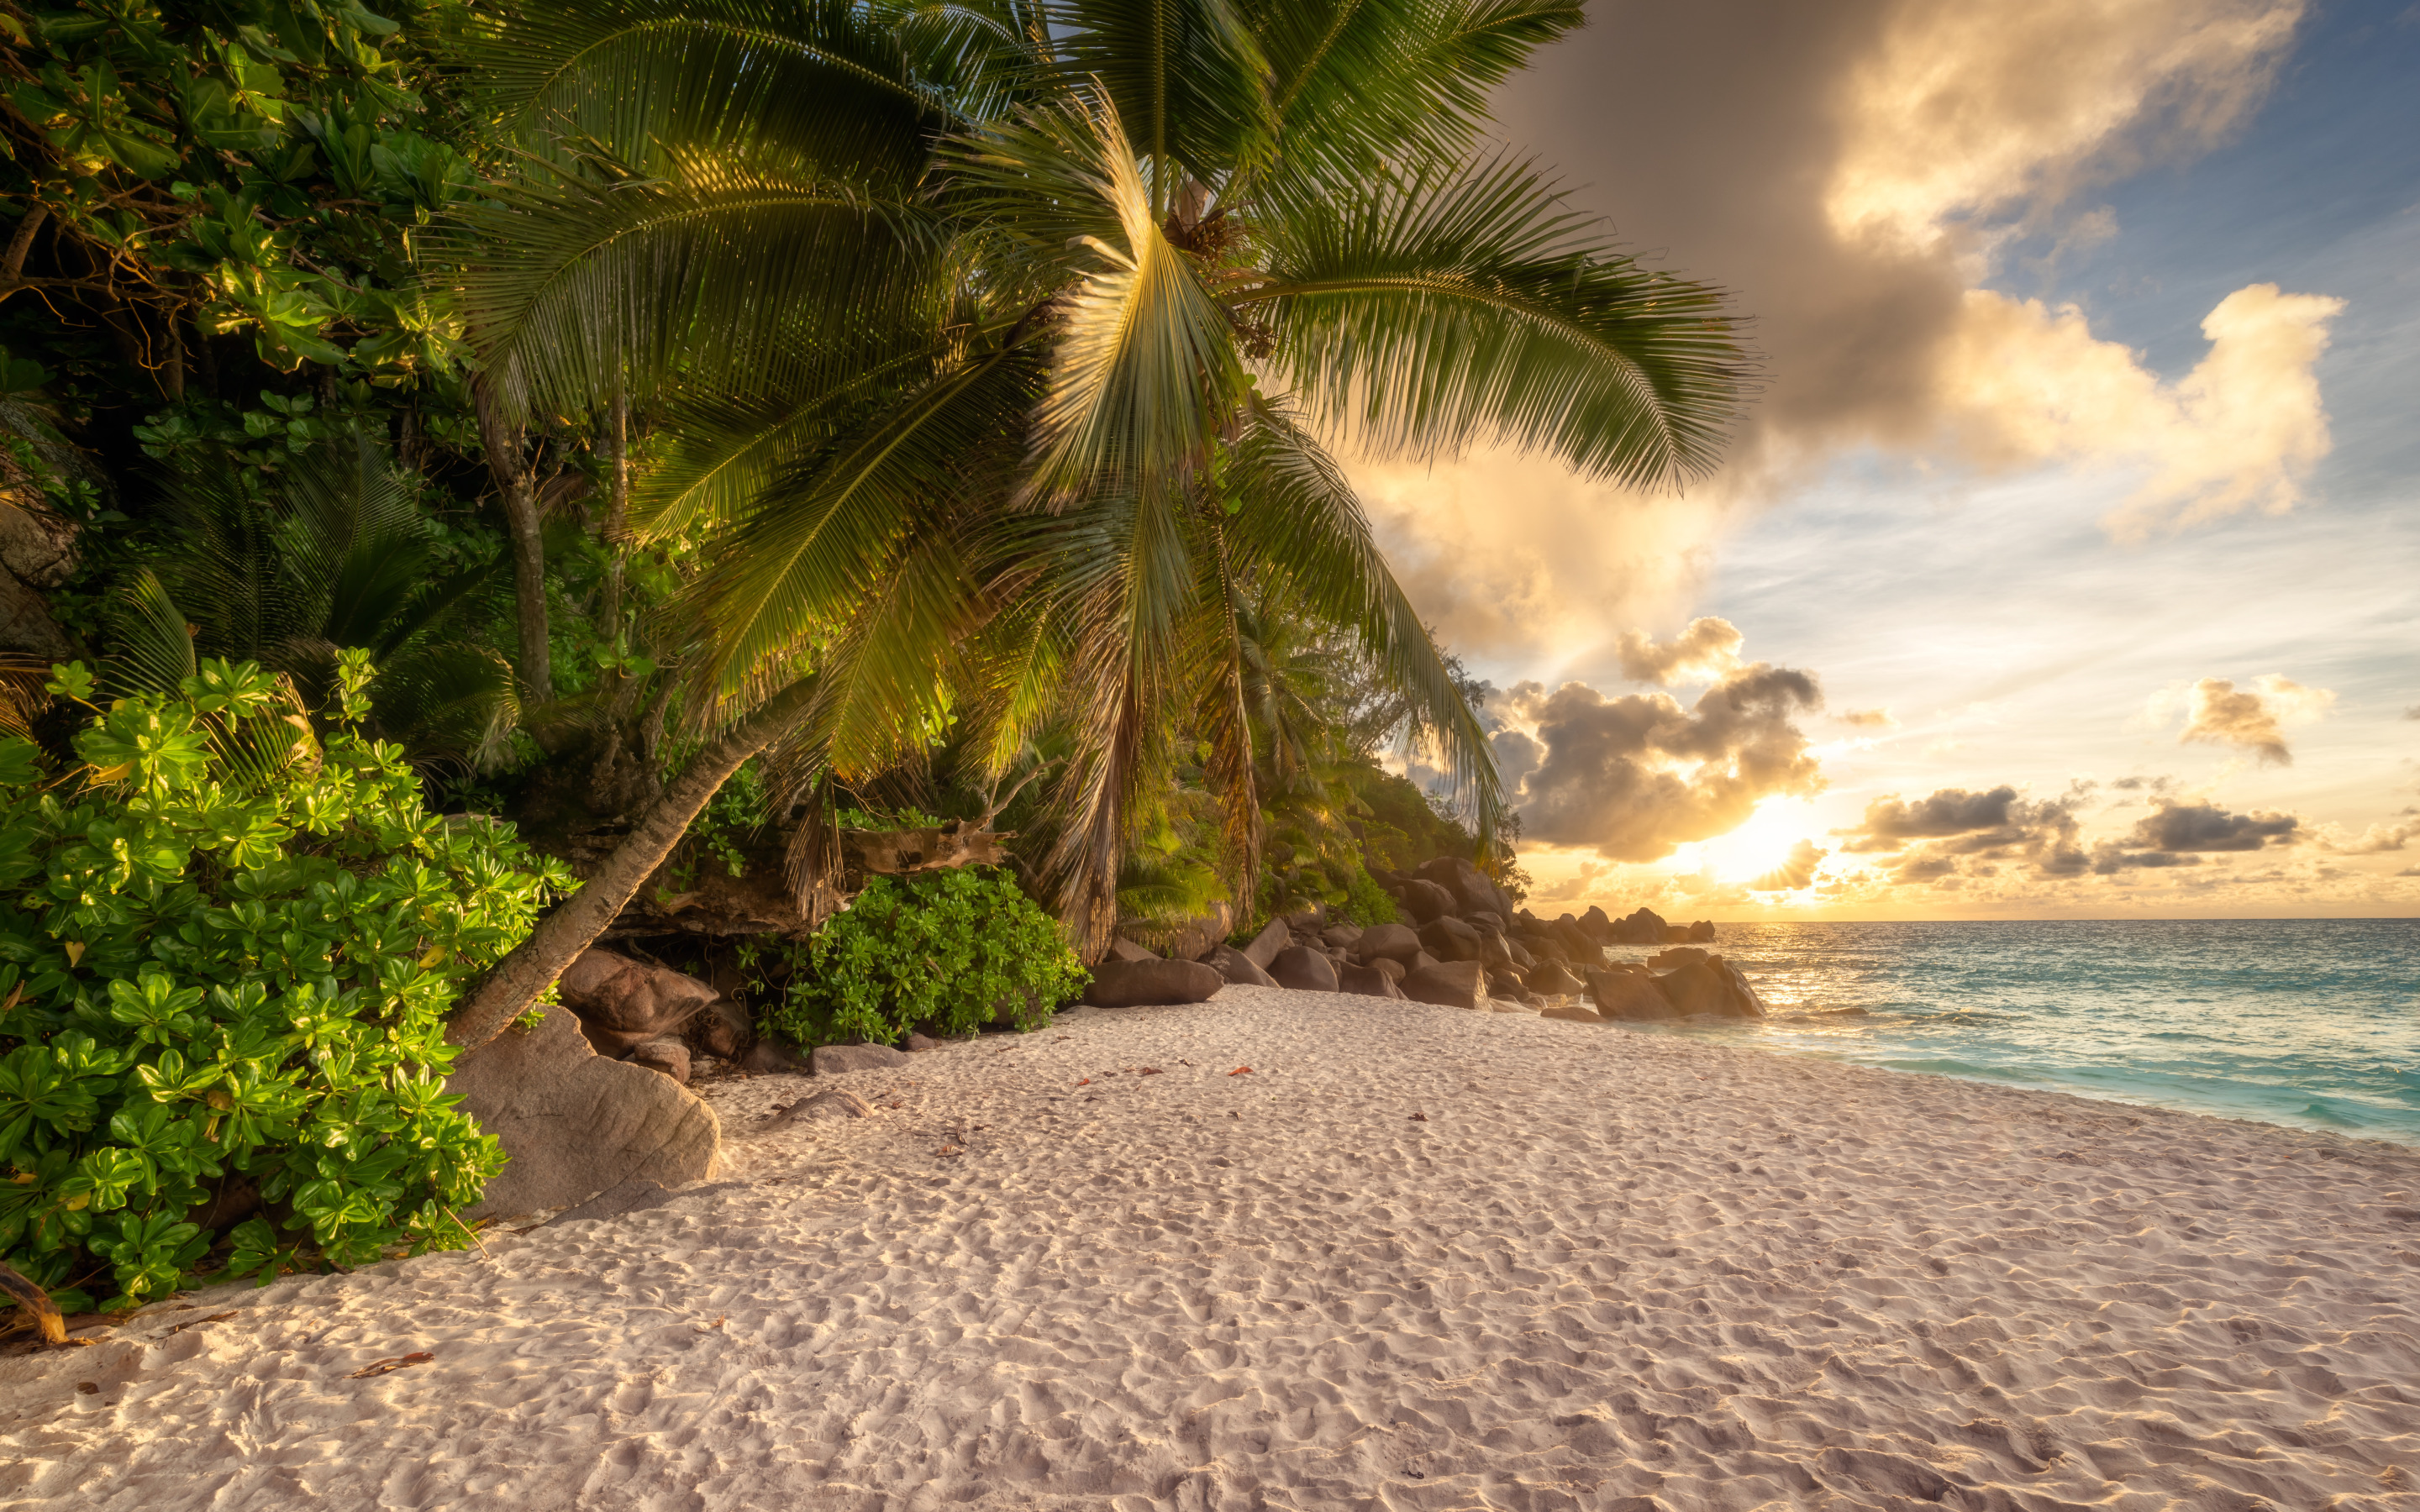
[[6, 986, 2417, 1509]]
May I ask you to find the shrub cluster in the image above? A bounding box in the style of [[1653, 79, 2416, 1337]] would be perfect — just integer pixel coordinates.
[[0, 656, 567, 1313], [755, 868, 1086, 1048]]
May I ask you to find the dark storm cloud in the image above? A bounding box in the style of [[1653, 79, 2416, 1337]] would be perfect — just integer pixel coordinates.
[[1834, 782, 2091, 882], [2125, 801, 2298, 852], [1497, 664, 1825, 862]]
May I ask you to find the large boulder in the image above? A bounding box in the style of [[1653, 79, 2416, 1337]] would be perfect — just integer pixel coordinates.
[[1585, 967, 1681, 1021], [1320, 923, 1364, 949], [448, 1004, 721, 1218], [1477, 931, 1514, 971], [1416, 856, 1513, 921], [1400, 959, 1484, 1009], [1239, 916, 1293, 970], [557, 949, 719, 1057], [1578, 906, 1617, 942], [1686, 919, 1718, 942], [1084, 958, 1226, 1007], [1106, 937, 1160, 963], [1407, 949, 1440, 974], [1118, 900, 1234, 962], [1417, 915, 1481, 963], [1395, 878, 1457, 924], [1354, 921, 1423, 964], [1269, 945, 1341, 993], [1525, 960, 1585, 996], [1367, 956, 1406, 983], [1649, 946, 1710, 969], [1655, 957, 1769, 1019], [1504, 937, 1536, 971], [1335, 961, 1404, 999], [626, 1036, 692, 1084], [684, 996, 753, 1063], [1524, 931, 1571, 963], [1546, 916, 1600, 965], [813, 1042, 913, 1074], [1202, 943, 1277, 988], [1612, 906, 1671, 944]]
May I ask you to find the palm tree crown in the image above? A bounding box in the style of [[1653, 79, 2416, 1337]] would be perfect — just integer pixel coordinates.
[[436, 0, 1749, 945]]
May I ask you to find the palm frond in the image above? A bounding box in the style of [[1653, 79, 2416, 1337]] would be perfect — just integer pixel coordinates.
[[1243, 153, 1749, 489], [953, 95, 1247, 502], [438, 156, 944, 419], [1046, 0, 1276, 194], [1223, 398, 1500, 832], [470, 0, 948, 180], [1247, 0, 1582, 181]]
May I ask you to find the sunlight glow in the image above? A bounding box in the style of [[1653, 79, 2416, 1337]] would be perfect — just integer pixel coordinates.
[[1672, 800, 1822, 885]]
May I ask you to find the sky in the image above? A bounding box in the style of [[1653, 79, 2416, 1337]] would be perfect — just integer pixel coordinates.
[[1358, 0, 2420, 920]]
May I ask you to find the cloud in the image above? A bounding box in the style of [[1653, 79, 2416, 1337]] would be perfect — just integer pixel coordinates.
[[2311, 817, 2416, 855], [2122, 799, 2298, 851], [1833, 783, 2090, 881], [1492, 662, 1826, 862], [2404, 706, 2420, 721], [1937, 283, 2345, 538], [1749, 838, 1828, 891], [1377, 1, 2337, 664], [1614, 617, 1745, 685], [1533, 860, 1613, 903], [2158, 674, 2334, 764], [1836, 707, 1897, 728]]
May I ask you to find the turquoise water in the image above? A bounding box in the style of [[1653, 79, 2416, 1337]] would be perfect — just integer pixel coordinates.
[[1597, 919, 2420, 1144]]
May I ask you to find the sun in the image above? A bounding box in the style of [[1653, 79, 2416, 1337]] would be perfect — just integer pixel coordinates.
[[1678, 799, 1822, 886]]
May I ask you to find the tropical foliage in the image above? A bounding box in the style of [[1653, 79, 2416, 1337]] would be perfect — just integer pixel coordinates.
[[751, 867, 1084, 1050], [0, 654, 566, 1312], [434, 0, 1747, 1019]]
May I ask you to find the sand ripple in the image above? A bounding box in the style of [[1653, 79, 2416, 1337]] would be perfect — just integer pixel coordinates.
[[4, 986, 2417, 1509]]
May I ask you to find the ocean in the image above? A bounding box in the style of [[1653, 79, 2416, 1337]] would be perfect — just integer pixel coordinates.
[[1598, 918, 2420, 1145]]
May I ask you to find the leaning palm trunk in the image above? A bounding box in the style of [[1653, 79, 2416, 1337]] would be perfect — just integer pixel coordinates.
[[448, 679, 818, 1051]]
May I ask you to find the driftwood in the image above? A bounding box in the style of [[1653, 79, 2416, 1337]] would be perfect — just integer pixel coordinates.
[[0, 1260, 65, 1346], [844, 822, 1013, 876]]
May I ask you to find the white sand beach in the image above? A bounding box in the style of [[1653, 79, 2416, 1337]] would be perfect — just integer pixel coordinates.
[[4, 985, 2417, 1510]]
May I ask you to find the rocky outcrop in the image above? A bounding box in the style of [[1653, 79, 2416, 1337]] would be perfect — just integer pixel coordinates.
[[626, 1036, 692, 1083], [1239, 917, 1292, 970], [1202, 943, 1276, 987], [449, 1003, 721, 1218], [1395, 878, 1457, 924], [1416, 915, 1481, 963], [1686, 920, 1718, 942], [1367, 956, 1406, 983], [1655, 957, 1768, 1019], [1353, 922, 1423, 964], [1319, 924, 1363, 950], [1106, 937, 1160, 963], [1585, 967, 1680, 1021], [1525, 960, 1584, 996], [1648, 946, 1710, 969], [1269, 945, 1340, 993], [1610, 906, 1671, 944], [1335, 961, 1404, 999], [558, 950, 719, 1057], [1400, 959, 1483, 1009], [1084, 958, 1226, 1007]]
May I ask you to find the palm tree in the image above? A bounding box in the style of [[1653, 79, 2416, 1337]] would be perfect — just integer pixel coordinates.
[[434, 0, 1749, 1048]]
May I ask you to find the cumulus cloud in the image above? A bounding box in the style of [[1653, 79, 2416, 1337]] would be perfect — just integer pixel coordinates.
[[2119, 799, 2298, 852], [2314, 817, 2417, 855], [1492, 662, 1825, 862], [2154, 673, 2334, 764], [1836, 707, 1897, 729], [1359, 0, 2334, 664], [1749, 838, 1828, 892], [1532, 860, 1613, 903], [1938, 283, 2344, 538], [1833, 784, 2090, 881], [1614, 617, 1744, 685]]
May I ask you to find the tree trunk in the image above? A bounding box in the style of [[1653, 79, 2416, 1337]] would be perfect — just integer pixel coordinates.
[[449, 679, 817, 1053], [472, 377, 552, 704], [601, 385, 628, 638]]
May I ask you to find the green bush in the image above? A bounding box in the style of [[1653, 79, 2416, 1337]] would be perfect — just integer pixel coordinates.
[[1338, 865, 1401, 927], [0, 655, 569, 1314], [757, 868, 1086, 1048]]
